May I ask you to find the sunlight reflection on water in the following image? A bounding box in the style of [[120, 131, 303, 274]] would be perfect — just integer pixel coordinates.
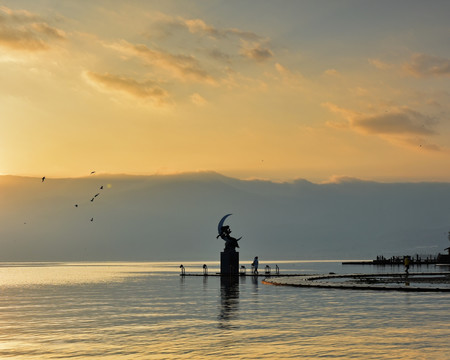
[[0, 262, 448, 359]]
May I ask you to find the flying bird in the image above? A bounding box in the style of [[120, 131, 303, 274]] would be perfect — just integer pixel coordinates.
[[90, 171, 96, 175], [90, 218, 94, 222], [41, 176, 45, 182], [94, 193, 100, 197], [74, 204, 78, 207], [100, 186, 104, 190]]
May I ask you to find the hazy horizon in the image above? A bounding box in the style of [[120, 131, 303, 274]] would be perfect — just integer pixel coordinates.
[[1, 172, 448, 262], [4, 170, 450, 185]]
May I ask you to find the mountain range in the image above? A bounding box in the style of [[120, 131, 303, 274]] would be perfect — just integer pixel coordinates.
[[0, 172, 449, 261]]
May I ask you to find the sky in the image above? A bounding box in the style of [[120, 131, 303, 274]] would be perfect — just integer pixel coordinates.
[[1, 0, 450, 182]]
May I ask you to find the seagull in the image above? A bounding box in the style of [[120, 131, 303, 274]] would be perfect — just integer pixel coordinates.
[[41, 176, 45, 182]]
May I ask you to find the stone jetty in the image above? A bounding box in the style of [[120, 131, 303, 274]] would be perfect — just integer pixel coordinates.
[[263, 272, 450, 292]]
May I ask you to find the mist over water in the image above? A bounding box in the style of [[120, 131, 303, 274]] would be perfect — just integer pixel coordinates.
[[0, 262, 448, 359]]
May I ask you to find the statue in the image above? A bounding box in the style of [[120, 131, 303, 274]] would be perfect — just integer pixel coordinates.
[[217, 225, 241, 252], [217, 214, 241, 253], [217, 214, 241, 275]]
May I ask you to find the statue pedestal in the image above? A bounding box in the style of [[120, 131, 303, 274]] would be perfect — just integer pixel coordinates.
[[220, 251, 239, 275]]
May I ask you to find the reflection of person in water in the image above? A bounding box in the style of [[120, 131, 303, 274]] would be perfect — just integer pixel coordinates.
[[217, 225, 240, 252]]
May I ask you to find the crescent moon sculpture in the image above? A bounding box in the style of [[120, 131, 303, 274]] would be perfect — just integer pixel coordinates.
[[217, 213, 232, 236], [217, 213, 242, 255]]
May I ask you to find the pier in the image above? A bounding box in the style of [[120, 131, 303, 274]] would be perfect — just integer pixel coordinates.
[[343, 254, 441, 266], [180, 273, 307, 277]]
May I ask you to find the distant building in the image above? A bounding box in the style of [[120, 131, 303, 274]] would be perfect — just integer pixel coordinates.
[[437, 247, 450, 264]]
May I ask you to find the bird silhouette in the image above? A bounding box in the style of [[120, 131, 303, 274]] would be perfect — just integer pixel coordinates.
[[41, 176, 45, 182], [94, 193, 100, 197], [90, 217, 94, 222], [100, 186, 104, 190], [91, 198, 95, 202], [90, 171, 96, 175], [74, 204, 78, 207]]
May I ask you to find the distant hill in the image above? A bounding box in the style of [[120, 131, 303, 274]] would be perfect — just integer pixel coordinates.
[[0, 173, 449, 261]]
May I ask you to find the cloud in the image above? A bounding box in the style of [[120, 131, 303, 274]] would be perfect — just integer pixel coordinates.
[[323, 68, 342, 78], [107, 41, 216, 84], [184, 18, 223, 38], [353, 109, 436, 136], [322, 102, 356, 120], [0, 6, 65, 51], [208, 48, 231, 63], [31, 22, 65, 40], [84, 71, 169, 105], [324, 102, 441, 150], [402, 137, 441, 152], [275, 63, 303, 81], [321, 175, 369, 184], [145, 13, 274, 65], [404, 53, 450, 77], [227, 28, 262, 42], [240, 41, 273, 62], [149, 13, 262, 42], [190, 93, 207, 106], [368, 58, 392, 70], [324, 103, 437, 136], [272, 63, 309, 91]]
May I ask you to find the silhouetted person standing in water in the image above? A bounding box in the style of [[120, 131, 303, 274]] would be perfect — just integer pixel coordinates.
[[252, 256, 259, 274], [404, 256, 410, 275]]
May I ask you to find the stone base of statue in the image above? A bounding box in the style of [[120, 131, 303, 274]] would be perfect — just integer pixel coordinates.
[[220, 250, 239, 275]]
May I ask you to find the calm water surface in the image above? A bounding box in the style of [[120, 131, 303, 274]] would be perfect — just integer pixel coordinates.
[[0, 261, 448, 359]]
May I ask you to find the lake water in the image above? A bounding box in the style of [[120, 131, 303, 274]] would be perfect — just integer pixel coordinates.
[[0, 261, 448, 359]]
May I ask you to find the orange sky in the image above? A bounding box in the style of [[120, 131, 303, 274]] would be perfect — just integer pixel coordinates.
[[1, 1, 450, 182]]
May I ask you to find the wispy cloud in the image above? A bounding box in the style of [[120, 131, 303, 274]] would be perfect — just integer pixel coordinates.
[[145, 13, 273, 65], [107, 40, 216, 84], [0, 6, 65, 51], [240, 41, 273, 62], [368, 58, 392, 70], [322, 102, 356, 121], [84, 71, 169, 105], [321, 175, 370, 184], [274, 63, 304, 86], [404, 53, 450, 77], [208, 48, 231, 63], [148, 13, 262, 42], [190, 93, 207, 106], [353, 109, 436, 136], [323, 69, 342, 78], [324, 102, 441, 150]]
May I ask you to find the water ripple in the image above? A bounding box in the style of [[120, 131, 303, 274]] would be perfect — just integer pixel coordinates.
[[0, 262, 449, 359]]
